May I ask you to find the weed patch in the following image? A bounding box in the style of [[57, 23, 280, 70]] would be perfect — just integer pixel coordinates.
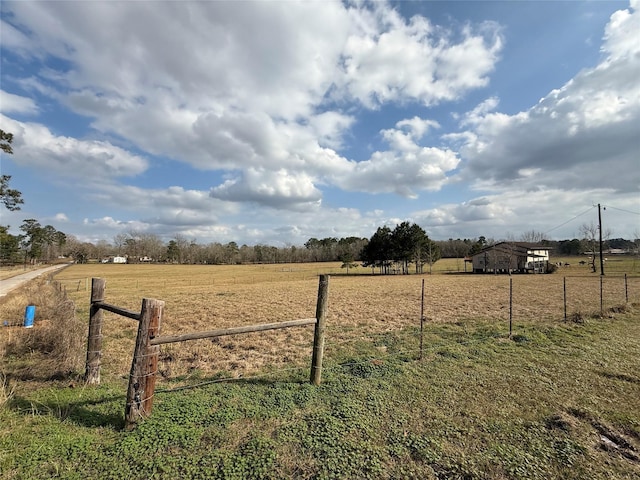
[[2, 279, 84, 379]]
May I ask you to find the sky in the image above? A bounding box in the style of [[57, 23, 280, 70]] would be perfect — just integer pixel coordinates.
[[1, 0, 639, 247]]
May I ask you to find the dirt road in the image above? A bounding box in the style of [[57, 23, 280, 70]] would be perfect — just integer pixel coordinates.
[[0, 264, 71, 298]]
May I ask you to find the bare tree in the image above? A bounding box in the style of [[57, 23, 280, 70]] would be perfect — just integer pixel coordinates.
[[113, 233, 128, 255], [520, 230, 546, 244], [579, 222, 611, 273], [172, 234, 191, 263], [579, 222, 599, 272]]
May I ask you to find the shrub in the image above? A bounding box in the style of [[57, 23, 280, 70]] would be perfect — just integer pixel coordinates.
[[567, 311, 586, 324]]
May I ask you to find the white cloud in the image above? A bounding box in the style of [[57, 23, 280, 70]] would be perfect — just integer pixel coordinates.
[[0, 90, 38, 115], [90, 184, 236, 219], [395, 117, 440, 139], [2, 1, 637, 244], [454, 2, 640, 195], [333, 118, 460, 197], [210, 168, 322, 210], [414, 185, 640, 241], [601, 0, 640, 61], [308, 111, 356, 150], [1, 114, 148, 178], [0, 19, 34, 53], [82, 216, 151, 236], [2, 0, 503, 211], [338, 6, 502, 107], [334, 146, 459, 198]]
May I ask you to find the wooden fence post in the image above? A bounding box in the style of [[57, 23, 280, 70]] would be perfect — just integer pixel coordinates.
[[420, 278, 425, 360], [509, 277, 513, 339], [310, 275, 329, 386], [600, 276, 604, 316], [125, 298, 164, 430], [563, 277, 567, 322], [85, 278, 105, 385]]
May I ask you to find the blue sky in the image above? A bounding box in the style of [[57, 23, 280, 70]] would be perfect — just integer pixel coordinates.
[[1, 0, 639, 246]]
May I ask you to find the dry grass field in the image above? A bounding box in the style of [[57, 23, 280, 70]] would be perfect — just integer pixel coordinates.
[[3, 259, 629, 383]]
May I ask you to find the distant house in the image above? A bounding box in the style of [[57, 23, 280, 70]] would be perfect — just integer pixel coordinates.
[[101, 256, 127, 264], [471, 242, 550, 274]]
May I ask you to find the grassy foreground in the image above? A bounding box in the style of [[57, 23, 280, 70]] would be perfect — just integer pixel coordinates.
[[2, 310, 639, 479]]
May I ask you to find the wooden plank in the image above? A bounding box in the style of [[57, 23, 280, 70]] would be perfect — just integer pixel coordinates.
[[84, 278, 105, 385], [125, 298, 164, 430], [95, 301, 141, 320], [149, 318, 317, 346]]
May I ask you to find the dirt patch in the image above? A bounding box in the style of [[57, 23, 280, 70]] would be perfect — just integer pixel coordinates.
[[563, 408, 640, 464]]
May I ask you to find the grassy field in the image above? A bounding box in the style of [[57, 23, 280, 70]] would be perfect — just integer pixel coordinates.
[[1, 260, 639, 479]]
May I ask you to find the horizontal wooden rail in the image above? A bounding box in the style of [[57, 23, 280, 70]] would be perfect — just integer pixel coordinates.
[[94, 301, 141, 321], [150, 318, 317, 346]]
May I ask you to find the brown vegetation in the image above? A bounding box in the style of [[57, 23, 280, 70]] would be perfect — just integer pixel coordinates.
[[27, 261, 637, 384], [0, 277, 84, 380]]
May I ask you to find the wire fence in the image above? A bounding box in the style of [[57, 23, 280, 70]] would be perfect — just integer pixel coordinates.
[[147, 273, 639, 393]]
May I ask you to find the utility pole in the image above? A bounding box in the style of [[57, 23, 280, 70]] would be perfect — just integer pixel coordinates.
[[598, 203, 605, 276]]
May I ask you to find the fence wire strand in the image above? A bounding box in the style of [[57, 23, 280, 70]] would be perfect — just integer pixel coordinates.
[[80, 273, 639, 405]]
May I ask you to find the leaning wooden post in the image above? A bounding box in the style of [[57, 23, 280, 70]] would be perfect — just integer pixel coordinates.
[[85, 278, 105, 385], [310, 275, 329, 385], [125, 298, 164, 430]]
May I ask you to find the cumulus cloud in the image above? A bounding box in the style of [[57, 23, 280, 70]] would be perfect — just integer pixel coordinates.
[[601, 0, 640, 60], [1, 114, 148, 178], [74, 184, 242, 241], [0, 90, 38, 115], [395, 117, 440, 139], [91, 184, 235, 218], [2, 0, 503, 210], [332, 118, 460, 197], [337, 147, 459, 197], [338, 6, 502, 107], [454, 2, 640, 194], [2, 0, 637, 243], [210, 168, 323, 210], [308, 111, 356, 150], [414, 186, 640, 240]]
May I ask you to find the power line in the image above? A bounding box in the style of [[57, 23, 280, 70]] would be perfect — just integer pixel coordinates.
[[544, 205, 597, 235], [602, 204, 640, 216]]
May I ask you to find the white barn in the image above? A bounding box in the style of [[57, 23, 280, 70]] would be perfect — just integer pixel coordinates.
[[471, 242, 550, 274]]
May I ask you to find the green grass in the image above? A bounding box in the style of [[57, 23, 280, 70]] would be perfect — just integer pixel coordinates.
[[2, 311, 639, 479]]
